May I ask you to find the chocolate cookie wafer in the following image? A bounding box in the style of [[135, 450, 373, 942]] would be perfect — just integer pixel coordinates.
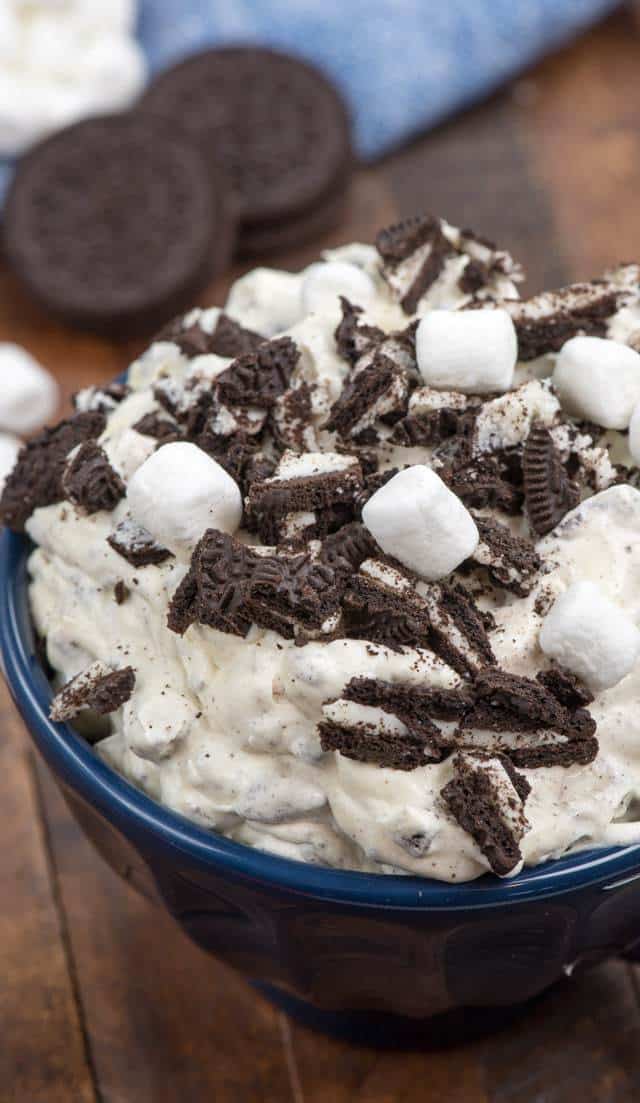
[[4, 115, 235, 334], [139, 47, 353, 254]]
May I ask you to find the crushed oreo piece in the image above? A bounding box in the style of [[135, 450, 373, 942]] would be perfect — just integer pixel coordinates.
[[114, 580, 129, 605], [319, 696, 442, 770], [343, 559, 432, 651], [132, 412, 182, 441], [320, 522, 379, 576], [209, 313, 264, 358], [442, 454, 524, 516], [441, 750, 530, 876], [457, 669, 598, 768], [271, 381, 317, 452], [217, 336, 300, 409], [376, 214, 453, 314], [523, 422, 580, 536], [168, 530, 259, 637], [50, 661, 135, 722], [392, 404, 475, 448], [536, 667, 594, 709], [107, 518, 173, 567], [421, 582, 496, 678], [324, 352, 410, 440], [468, 514, 541, 596], [334, 297, 383, 365], [504, 280, 626, 361], [0, 411, 106, 532], [246, 451, 362, 539], [73, 382, 130, 414], [62, 441, 125, 514], [246, 553, 342, 641]]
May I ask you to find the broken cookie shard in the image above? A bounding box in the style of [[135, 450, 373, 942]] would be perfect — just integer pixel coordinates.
[[441, 750, 530, 876], [50, 661, 135, 722]]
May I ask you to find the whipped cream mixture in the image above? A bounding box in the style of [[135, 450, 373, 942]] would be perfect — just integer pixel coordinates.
[[16, 215, 640, 882]]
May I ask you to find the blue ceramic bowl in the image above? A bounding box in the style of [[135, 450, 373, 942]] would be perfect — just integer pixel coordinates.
[[3, 525, 640, 1039]]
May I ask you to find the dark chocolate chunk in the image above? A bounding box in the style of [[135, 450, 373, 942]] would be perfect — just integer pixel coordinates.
[[50, 661, 135, 722], [523, 422, 580, 536], [0, 411, 106, 532], [217, 336, 300, 409], [107, 518, 173, 567], [468, 514, 541, 596], [132, 412, 182, 442], [62, 441, 125, 514], [441, 750, 530, 876], [4, 114, 235, 334]]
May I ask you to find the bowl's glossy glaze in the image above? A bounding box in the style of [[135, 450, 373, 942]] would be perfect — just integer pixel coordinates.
[[3, 527, 640, 1036]]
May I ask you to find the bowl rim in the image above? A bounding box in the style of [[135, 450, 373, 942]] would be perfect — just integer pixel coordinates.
[[3, 525, 640, 910]]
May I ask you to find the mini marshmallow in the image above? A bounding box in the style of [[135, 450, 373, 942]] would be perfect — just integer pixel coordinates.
[[0, 343, 58, 433], [225, 268, 303, 336], [362, 465, 479, 581], [300, 261, 376, 316], [127, 441, 242, 552], [415, 308, 517, 394], [630, 400, 640, 466], [539, 580, 640, 692], [0, 432, 21, 493], [553, 336, 640, 429]]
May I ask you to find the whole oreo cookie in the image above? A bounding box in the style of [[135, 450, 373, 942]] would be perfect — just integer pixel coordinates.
[[3, 114, 235, 334], [139, 47, 353, 252]]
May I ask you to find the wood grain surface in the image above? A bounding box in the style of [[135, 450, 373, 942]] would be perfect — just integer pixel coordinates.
[[3, 9, 640, 1101]]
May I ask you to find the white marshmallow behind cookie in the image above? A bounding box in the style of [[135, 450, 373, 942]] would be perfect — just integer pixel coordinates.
[[539, 580, 640, 692], [0, 343, 58, 433], [553, 336, 640, 429], [127, 442, 242, 553]]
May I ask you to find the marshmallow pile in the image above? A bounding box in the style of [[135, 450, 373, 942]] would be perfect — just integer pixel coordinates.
[[0, 0, 146, 156], [0, 342, 58, 491]]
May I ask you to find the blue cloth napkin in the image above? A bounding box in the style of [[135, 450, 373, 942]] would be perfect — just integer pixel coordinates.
[[0, 0, 622, 204]]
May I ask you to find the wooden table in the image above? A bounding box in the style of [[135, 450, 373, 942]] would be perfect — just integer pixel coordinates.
[[4, 9, 640, 1100]]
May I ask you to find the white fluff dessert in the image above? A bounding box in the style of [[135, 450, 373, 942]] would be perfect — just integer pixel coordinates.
[[5, 212, 640, 883]]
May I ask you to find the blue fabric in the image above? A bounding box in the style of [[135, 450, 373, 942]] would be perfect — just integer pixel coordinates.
[[0, 0, 622, 204]]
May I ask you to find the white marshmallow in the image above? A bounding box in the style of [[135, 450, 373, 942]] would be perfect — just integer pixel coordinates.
[[0, 432, 21, 493], [415, 309, 517, 394], [362, 465, 479, 581], [539, 580, 640, 692], [629, 400, 640, 465], [553, 336, 640, 429], [300, 262, 376, 317], [126, 442, 242, 552], [0, 344, 58, 433], [225, 268, 303, 337], [0, 1, 146, 156]]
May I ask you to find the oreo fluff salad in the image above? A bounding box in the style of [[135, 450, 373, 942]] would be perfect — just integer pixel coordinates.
[[6, 214, 640, 882]]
